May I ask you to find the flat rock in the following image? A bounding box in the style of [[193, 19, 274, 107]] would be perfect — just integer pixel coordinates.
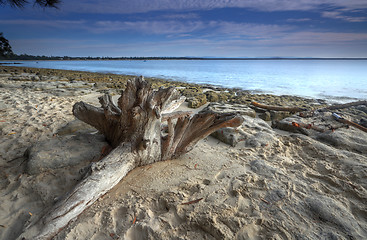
[[252, 106, 296, 121], [26, 133, 108, 175], [204, 102, 256, 118], [274, 112, 367, 154], [210, 127, 240, 147], [305, 195, 363, 238], [207, 102, 257, 147], [211, 115, 278, 147], [316, 130, 367, 154], [56, 119, 97, 136]]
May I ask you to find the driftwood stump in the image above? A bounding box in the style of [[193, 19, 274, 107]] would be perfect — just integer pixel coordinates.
[[20, 77, 244, 239]]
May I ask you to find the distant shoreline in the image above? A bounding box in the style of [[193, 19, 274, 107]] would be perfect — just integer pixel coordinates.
[[1, 60, 366, 103], [1, 65, 363, 104], [1, 57, 367, 62]]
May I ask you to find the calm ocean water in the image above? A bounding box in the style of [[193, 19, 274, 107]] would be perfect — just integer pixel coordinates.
[[3, 60, 367, 102]]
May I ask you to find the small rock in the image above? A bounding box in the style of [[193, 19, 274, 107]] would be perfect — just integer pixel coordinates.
[[272, 120, 309, 135], [187, 95, 207, 108], [205, 91, 228, 102], [56, 119, 97, 136], [245, 131, 277, 148], [305, 196, 362, 238], [179, 87, 203, 98], [31, 76, 40, 81], [259, 111, 271, 121], [211, 115, 277, 147], [316, 130, 367, 154], [211, 128, 240, 147], [270, 110, 293, 121], [272, 115, 310, 135]]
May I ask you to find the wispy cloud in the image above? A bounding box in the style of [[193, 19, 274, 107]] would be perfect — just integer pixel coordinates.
[[160, 13, 200, 20], [88, 20, 294, 40], [1, 18, 292, 39], [322, 11, 367, 22], [60, 0, 367, 14], [5, 17, 366, 46], [212, 22, 293, 39], [285, 31, 367, 44], [11, 29, 367, 57], [92, 20, 205, 34], [0, 18, 205, 35], [286, 18, 312, 22]]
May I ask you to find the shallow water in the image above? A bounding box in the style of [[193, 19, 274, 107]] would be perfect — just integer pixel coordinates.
[[3, 60, 367, 102]]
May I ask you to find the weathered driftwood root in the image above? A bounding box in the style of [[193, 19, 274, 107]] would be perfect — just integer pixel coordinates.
[[251, 101, 307, 112], [20, 76, 243, 240]]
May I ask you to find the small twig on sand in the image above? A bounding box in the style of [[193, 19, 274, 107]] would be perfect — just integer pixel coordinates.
[[260, 198, 269, 204], [181, 198, 203, 205]]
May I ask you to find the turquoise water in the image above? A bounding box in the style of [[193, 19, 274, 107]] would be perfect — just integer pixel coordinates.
[[2, 60, 367, 102]]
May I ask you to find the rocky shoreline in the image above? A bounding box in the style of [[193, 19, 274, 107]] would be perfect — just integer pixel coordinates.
[[1, 65, 366, 123], [0, 66, 325, 107]]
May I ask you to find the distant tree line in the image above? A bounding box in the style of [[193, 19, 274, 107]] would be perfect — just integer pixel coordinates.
[[0, 33, 207, 60], [0, 0, 59, 8], [0, 52, 209, 61]]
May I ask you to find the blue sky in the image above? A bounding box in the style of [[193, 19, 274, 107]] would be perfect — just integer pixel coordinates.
[[1, 0, 367, 57]]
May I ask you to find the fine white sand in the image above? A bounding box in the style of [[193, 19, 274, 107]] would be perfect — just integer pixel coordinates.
[[0, 72, 366, 240]]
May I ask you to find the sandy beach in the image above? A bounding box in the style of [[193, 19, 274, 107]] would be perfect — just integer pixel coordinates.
[[0, 66, 366, 240]]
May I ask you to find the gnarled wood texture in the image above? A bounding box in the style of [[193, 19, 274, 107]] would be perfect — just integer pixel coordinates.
[[20, 76, 243, 240]]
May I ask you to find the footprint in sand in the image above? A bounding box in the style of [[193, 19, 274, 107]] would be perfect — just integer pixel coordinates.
[[112, 206, 130, 233]]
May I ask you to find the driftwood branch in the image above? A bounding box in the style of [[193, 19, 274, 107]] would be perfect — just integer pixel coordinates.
[[161, 111, 193, 122], [319, 100, 367, 112], [332, 113, 367, 133], [20, 76, 244, 240], [21, 144, 135, 240], [251, 101, 307, 112], [300, 100, 367, 118]]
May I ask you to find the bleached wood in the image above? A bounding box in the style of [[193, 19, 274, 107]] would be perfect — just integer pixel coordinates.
[[161, 111, 193, 121], [19, 76, 243, 240], [161, 96, 186, 114], [20, 144, 136, 240]]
